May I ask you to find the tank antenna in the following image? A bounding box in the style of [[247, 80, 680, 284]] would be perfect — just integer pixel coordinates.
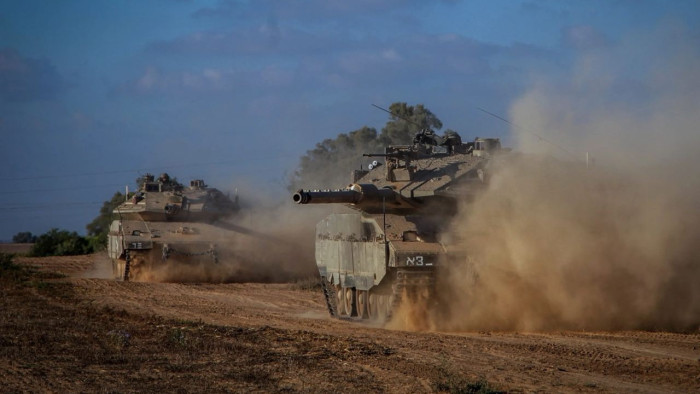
[[382, 195, 388, 263], [382, 195, 386, 239], [372, 103, 424, 129]]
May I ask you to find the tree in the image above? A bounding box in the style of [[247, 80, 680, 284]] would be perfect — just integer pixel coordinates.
[[291, 126, 385, 190], [12, 231, 37, 243], [378, 102, 443, 145], [86, 191, 129, 249], [30, 228, 92, 257], [289, 102, 444, 190]]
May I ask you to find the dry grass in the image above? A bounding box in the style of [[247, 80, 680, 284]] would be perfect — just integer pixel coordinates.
[[0, 253, 438, 392], [290, 275, 323, 291]]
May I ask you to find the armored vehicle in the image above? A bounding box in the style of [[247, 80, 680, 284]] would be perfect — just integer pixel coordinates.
[[108, 173, 239, 281], [293, 132, 503, 321]]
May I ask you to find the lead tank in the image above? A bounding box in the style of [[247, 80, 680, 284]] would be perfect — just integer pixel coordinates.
[[293, 133, 503, 321], [108, 173, 239, 281]]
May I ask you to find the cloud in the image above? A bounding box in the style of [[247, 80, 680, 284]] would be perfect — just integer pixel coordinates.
[[520, 0, 570, 18], [561, 25, 610, 50], [117, 24, 555, 142], [115, 66, 228, 95], [191, 0, 429, 20], [145, 26, 538, 80], [115, 65, 297, 96], [147, 24, 360, 57], [134, 0, 561, 108], [0, 48, 66, 102]]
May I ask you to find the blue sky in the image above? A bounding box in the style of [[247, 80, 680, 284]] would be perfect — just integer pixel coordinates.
[[0, 0, 698, 240]]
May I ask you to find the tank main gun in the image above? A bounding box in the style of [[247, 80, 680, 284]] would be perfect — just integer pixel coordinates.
[[363, 152, 407, 158], [293, 183, 398, 211], [362, 148, 419, 160], [293, 189, 361, 205]]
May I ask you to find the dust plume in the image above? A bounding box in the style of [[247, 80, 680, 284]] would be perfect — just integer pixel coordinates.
[[385, 288, 437, 332], [440, 24, 700, 332], [136, 181, 328, 284], [81, 252, 114, 279]]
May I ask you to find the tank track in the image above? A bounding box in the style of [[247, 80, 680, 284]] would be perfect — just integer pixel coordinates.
[[320, 277, 338, 317], [123, 250, 131, 281], [319, 269, 435, 323]]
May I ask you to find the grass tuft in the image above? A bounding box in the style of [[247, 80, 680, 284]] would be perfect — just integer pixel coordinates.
[[291, 276, 322, 291], [434, 357, 504, 394], [0, 253, 29, 283]]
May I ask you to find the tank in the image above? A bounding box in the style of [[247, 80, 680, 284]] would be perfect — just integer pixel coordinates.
[[107, 173, 239, 281], [293, 133, 503, 321]]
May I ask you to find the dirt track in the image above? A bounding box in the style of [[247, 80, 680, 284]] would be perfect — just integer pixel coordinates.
[[4, 254, 700, 393]]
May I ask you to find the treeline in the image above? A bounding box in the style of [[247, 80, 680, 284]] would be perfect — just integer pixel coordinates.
[[11, 229, 100, 257], [13, 102, 450, 256], [10, 192, 129, 257], [289, 102, 453, 190]]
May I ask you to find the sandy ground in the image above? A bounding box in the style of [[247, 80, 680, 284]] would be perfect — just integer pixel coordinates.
[[3, 253, 699, 393], [0, 243, 33, 254]]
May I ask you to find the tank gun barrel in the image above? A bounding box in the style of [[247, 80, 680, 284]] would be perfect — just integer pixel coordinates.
[[293, 189, 361, 205], [293, 183, 396, 206], [363, 149, 418, 160], [363, 153, 401, 158]]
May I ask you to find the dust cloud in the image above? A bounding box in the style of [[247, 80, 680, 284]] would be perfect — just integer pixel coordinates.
[[385, 288, 438, 332], [439, 25, 700, 332], [136, 182, 328, 284], [81, 253, 114, 279]]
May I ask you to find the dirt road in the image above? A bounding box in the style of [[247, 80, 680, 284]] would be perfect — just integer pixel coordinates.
[[3, 254, 699, 393]]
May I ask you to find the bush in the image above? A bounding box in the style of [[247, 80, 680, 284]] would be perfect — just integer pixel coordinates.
[[29, 228, 94, 257], [0, 253, 29, 283], [12, 231, 37, 243]]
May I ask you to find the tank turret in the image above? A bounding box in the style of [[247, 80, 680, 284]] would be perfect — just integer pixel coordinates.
[[293, 131, 503, 322]]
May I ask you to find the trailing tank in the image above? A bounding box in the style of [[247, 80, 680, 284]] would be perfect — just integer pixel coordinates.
[[293, 133, 503, 321], [107, 173, 239, 281]]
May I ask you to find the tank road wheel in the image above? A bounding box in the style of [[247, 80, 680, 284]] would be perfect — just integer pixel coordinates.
[[356, 290, 369, 319], [368, 293, 379, 320], [336, 286, 347, 316], [343, 288, 355, 317]]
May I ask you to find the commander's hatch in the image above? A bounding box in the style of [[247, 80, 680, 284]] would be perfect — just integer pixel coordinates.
[[143, 182, 162, 192]]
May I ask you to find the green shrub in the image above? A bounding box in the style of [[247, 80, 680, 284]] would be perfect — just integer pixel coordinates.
[[30, 228, 94, 257]]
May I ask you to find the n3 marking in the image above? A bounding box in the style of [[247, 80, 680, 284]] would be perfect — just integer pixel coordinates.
[[406, 255, 431, 266]]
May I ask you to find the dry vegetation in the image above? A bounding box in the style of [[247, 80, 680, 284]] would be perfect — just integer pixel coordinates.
[[0, 254, 504, 393], [1, 253, 698, 393]]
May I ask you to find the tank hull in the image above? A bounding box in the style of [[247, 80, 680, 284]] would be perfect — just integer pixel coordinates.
[[108, 219, 223, 281], [315, 212, 446, 321]]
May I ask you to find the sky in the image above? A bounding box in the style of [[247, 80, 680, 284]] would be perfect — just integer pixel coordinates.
[[0, 0, 698, 241]]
